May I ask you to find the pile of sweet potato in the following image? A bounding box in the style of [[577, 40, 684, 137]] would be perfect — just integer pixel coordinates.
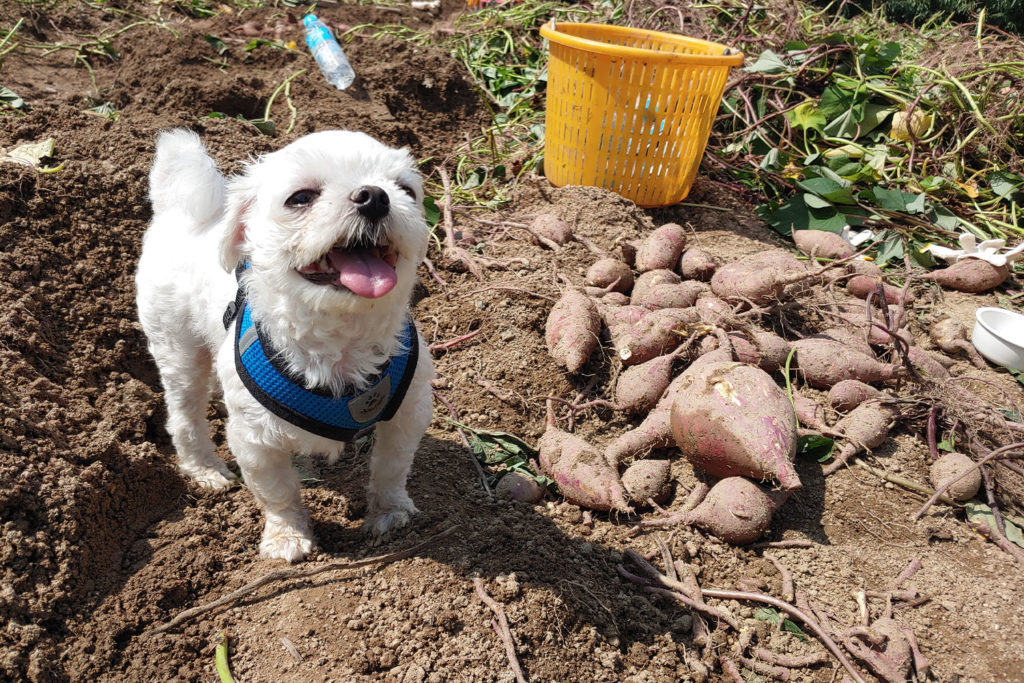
[[540, 225, 1017, 544]]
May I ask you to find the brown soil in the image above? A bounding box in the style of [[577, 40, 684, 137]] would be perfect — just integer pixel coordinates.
[[2, 3, 1023, 682]]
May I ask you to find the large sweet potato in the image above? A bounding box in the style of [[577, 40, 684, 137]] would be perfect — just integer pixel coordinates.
[[545, 288, 601, 373], [792, 338, 904, 388], [710, 250, 816, 305], [636, 223, 687, 272]]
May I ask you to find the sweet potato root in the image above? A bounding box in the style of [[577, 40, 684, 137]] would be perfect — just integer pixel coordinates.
[[605, 370, 694, 466], [616, 350, 679, 414], [530, 214, 573, 245], [710, 250, 816, 305], [631, 269, 680, 303], [677, 247, 716, 281], [636, 223, 687, 272], [586, 258, 634, 294], [929, 452, 981, 502], [922, 259, 1009, 292], [545, 288, 600, 373], [793, 229, 854, 259], [615, 307, 700, 365], [632, 281, 708, 310], [929, 318, 987, 368], [822, 400, 896, 474], [792, 338, 904, 388], [539, 403, 632, 512], [845, 275, 912, 305], [827, 379, 882, 412], [671, 361, 801, 490], [621, 459, 671, 506], [683, 477, 781, 544]]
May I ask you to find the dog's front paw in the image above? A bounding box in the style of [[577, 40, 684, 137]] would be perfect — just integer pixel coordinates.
[[181, 462, 237, 491], [260, 526, 315, 563], [363, 495, 418, 538]]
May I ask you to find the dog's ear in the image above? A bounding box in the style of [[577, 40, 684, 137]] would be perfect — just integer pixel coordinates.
[[218, 176, 256, 272]]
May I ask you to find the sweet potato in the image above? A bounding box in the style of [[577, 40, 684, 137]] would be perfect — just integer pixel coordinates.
[[545, 288, 600, 373], [710, 249, 815, 305], [621, 459, 671, 506], [793, 229, 854, 259], [615, 349, 680, 414], [812, 328, 874, 357], [677, 247, 716, 281], [671, 361, 802, 490], [636, 223, 687, 272], [606, 369, 694, 466], [827, 379, 881, 412], [793, 394, 829, 432], [495, 472, 544, 504], [845, 275, 912, 305], [792, 338, 905, 388], [848, 259, 884, 278], [682, 477, 780, 544], [821, 401, 896, 474], [922, 259, 1009, 292], [538, 404, 632, 512], [929, 318, 988, 368], [632, 281, 708, 310], [615, 307, 700, 365], [589, 291, 630, 305], [586, 258, 634, 294], [694, 295, 732, 323], [530, 214, 573, 245], [631, 269, 680, 303], [598, 303, 648, 330], [730, 330, 792, 372], [929, 452, 981, 502], [843, 617, 912, 683], [906, 346, 949, 380]]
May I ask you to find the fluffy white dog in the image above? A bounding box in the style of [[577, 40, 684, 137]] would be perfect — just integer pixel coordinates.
[[136, 129, 434, 563]]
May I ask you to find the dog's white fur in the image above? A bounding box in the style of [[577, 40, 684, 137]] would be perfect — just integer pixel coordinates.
[[136, 129, 434, 562]]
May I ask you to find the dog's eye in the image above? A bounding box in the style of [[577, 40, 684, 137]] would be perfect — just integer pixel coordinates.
[[397, 183, 416, 199], [285, 189, 320, 208]]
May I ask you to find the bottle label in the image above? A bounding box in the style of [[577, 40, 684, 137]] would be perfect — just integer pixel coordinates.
[[306, 25, 333, 50]]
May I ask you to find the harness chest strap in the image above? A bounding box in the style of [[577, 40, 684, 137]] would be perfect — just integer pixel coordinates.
[[222, 288, 419, 442]]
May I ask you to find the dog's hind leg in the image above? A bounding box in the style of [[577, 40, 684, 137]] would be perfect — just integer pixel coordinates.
[[152, 341, 236, 490]]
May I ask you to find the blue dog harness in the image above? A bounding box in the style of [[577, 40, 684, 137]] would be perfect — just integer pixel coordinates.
[[222, 269, 419, 441]]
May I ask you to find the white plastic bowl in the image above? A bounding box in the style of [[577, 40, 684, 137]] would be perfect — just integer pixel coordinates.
[[972, 307, 1024, 370]]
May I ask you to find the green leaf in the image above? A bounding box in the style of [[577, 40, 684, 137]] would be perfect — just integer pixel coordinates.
[[931, 204, 962, 230], [85, 102, 119, 120], [746, 50, 789, 74], [871, 187, 926, 214], [874, 233, 905, 266], [423, 196, 440, 228], [797, 434, 835, 462], [966, 501, 1024, 549], [0, 85, 25, 110], [786, 101, 826, 132], [989, 171, 1024, 201], [796, 176, 856, 204], [803, 193, 833, 209], [936, 437, 955, 452], [753, 608, 809, 642], [204, 34, 229, 55], [248, 118, 276, 136], [819, 83, 856, 120]]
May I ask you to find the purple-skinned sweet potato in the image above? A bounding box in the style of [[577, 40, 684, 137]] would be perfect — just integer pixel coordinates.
[[821, 400, 896, 475], [827, 379, 881, 412], [677, 247, 716, 281], [605, 371, 690, 466], [793, 393, 829, 432], [670, 361, 801, 490], [630, 269, 680, 303], [615, 307, 700, 365], [621, 459, 672, 506], [632, 281, 708, 310], [530, 214, 573, 245], [682, 477, 783, 544], [792, 338, 905, 388], [636, 223, 687, 272], [906, 346, 950, 380], [922, 259, 1009, 292], [845, 275, 913, 305], [811, 328, 875, 357], [539, 403, 632, 512], [545, 288, 601, 373], [793, 229, 854, 259], [615, 349, 681, 414], [586, 258, 634, 294], [710, 250, 817, 305]]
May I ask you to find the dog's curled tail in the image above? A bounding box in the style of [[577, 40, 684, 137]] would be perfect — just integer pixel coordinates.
[[149, 129, 225, 229]]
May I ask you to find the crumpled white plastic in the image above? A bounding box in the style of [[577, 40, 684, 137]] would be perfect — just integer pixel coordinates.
[[926, 233, 1024, 268], [841, 226, 875, 247]]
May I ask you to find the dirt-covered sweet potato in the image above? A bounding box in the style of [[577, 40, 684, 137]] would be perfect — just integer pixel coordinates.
[[929, 318, 987, 368], [635, 223, 687, 273], [586, 258, 634, 294], [677, 247, 716, 281], [630, 269, 680, 303], [929, 452, 981, 502], [545, 288, 600, 373], [793, 229, 854, 259], [530, 214, 573, 245], [632, 281, 708, 310], [922, 259, 1009, 292], [822, 401, 896, 474], [621, 459, 672, 506], [827, 379, 882, 412], [845, 275, 912, 305], [539, 404, 631, 512], [710, 249, 815, 305], [615, 350, 680, 414], [670, 361, 801, 490], [682, 477, 781, 544], [792, 338, 904, 388], [615, 307, 700, 365]]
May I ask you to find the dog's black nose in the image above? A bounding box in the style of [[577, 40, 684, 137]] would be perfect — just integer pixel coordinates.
[[350, 185, 390, 220]]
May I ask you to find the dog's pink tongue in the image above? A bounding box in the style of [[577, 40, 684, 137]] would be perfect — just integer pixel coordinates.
[[327, 248, 397, 298]]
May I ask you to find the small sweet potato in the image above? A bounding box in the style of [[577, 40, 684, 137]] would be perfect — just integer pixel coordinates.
[[588, 291, 630, 305], [636, 223, 688, 272], [683, 477, 780, 545], [677, 247, 716, 281], [671, 361, 801, 490], [615, 307, 700, 365], [631, 269, 680, 303], [606, 370, 692, 466], [621, 459, 672, 506], [929, 318, 987, 368], [793, 229, 854, 259], [545, 288, 600, 373], [586, 258, 634, 294], [929, 452, 981, 502], [530, 214, 573, 245], [729, 330, 792, 372], [694, 295, 733, 323], [822, 401, 896, 474], [632, 281, 708, 310], [827, 379, 881, 412], [845, 275, 912, 305], [793, 394, 829, 432], [616, 350, 679, 414], [598, 303, 648, 330], [793, 338, 905, 388], [539, 405, 632, 512], [906, 346, 949, 380], [495, 472, 544, 503], [923, 259, 1009, 292]]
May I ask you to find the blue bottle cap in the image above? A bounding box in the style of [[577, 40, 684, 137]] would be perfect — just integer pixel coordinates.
[[302, 14, 318, 27]]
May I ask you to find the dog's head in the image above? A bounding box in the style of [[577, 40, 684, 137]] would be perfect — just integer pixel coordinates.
[[219, 131, 427, 312]]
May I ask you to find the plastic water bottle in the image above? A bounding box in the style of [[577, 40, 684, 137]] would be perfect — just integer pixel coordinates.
[[303, 14, 355, 90]]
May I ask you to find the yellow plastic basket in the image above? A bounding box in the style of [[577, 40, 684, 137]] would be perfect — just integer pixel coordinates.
[[539, 22, 744, 207]]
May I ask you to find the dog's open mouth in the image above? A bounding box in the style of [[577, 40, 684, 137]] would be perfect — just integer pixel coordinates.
[[297, 242, 399, 299]]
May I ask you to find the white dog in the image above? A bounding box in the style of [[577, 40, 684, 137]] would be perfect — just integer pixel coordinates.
[[136, 129, 434, 562]]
